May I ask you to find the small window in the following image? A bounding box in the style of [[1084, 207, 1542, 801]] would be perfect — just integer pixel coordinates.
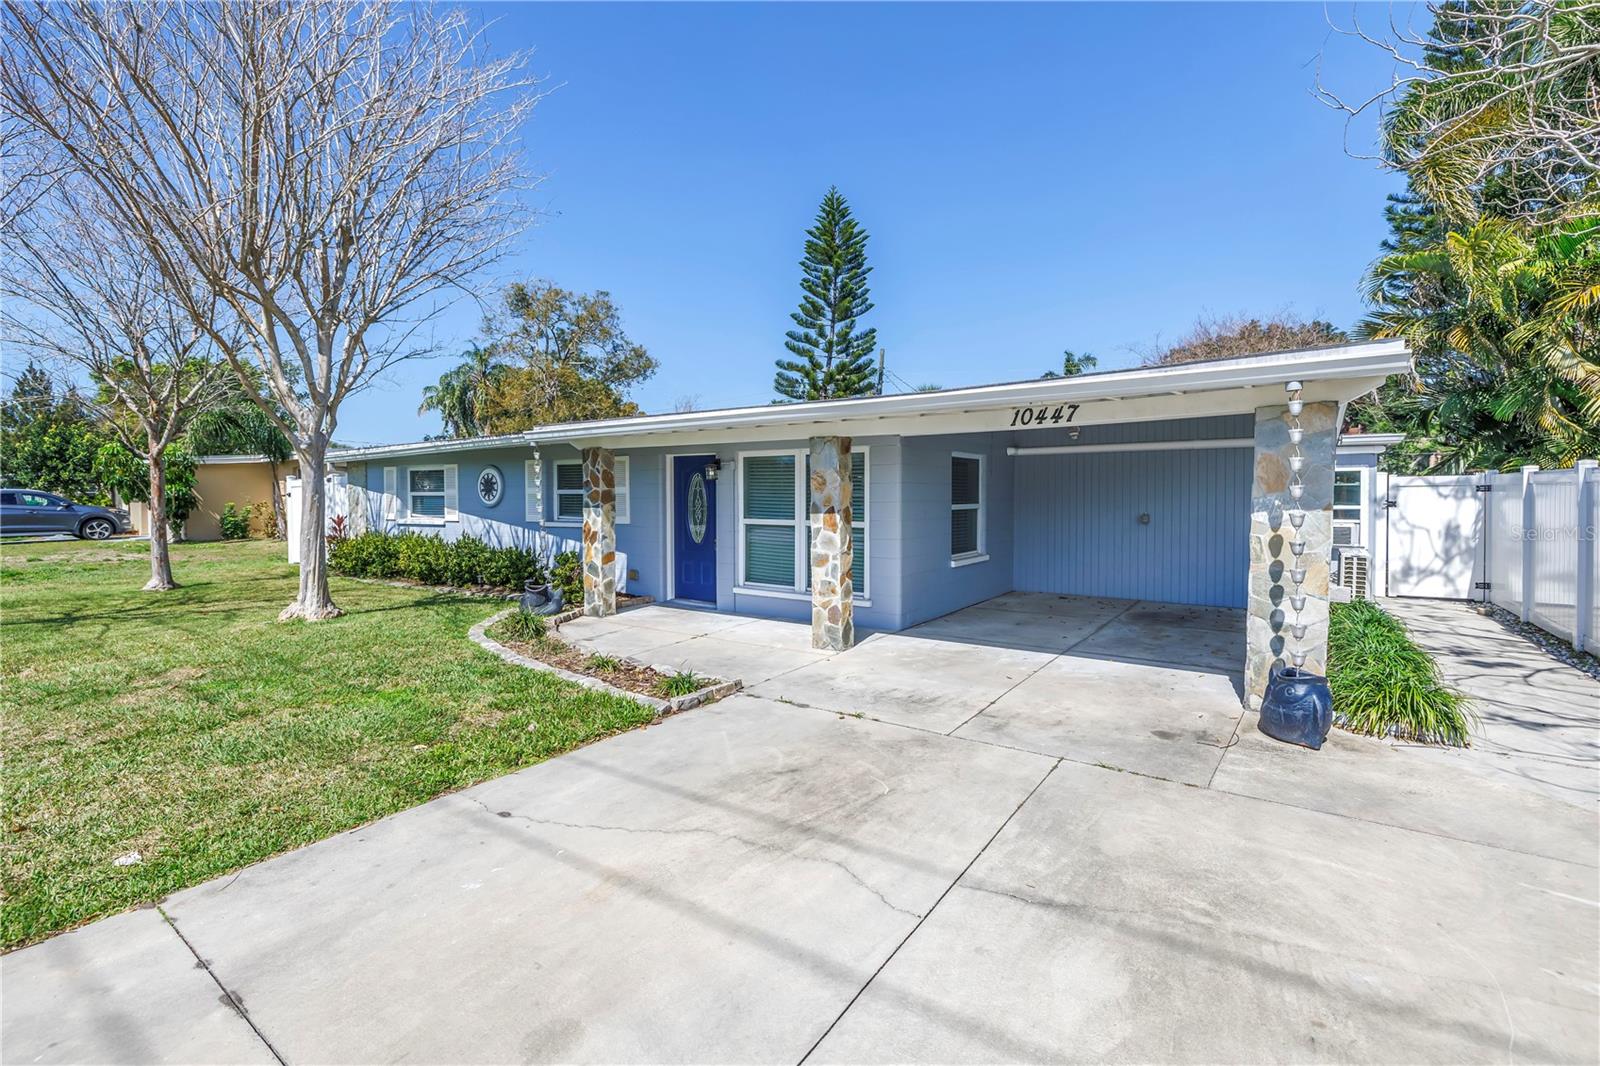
[[409, 468, 446, 518], [1333, 469, 1363, 522], [951, 453, 984, 559], [553, 460, 584, 521]]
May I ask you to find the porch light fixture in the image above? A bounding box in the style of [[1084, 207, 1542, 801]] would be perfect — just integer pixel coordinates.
[[704, 458, 723, 480]]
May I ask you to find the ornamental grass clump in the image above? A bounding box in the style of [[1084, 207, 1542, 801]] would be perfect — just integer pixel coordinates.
[[1328, 601, 1475, 746]]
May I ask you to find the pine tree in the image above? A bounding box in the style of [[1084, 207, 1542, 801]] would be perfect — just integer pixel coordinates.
[[775, 187, 879, 401]]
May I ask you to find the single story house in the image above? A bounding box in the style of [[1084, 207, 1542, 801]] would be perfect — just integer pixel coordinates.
[[127, 454, 294, 540], [322, 340, 1411, 703]]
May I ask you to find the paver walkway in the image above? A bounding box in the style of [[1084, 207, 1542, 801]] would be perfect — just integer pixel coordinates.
[[4, 596, 1597, 1064]]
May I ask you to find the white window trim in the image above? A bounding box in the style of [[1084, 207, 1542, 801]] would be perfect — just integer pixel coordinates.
[[548, 455, 630, 526], [950, 450, 986, 565], [406, 465, 449, 525], [735, 446, 870, 601], [736, 448, 806, 592], [1333, 466, 1368, 547]]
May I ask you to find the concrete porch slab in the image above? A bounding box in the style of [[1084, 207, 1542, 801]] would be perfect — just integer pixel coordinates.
[[749, 634, 1056, 733], [953, 655, 1242, 784], [901, 605, 1127, 655], [147, 697, 1053, 1065], [605, 603, 760, 636], [809, 762, 1600, 1065], [1072, 616, 1241, 673], [0, 908, 276, 1066]]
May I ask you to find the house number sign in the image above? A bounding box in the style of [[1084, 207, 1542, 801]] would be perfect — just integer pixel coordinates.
[[1009, 403, 1080, 427]]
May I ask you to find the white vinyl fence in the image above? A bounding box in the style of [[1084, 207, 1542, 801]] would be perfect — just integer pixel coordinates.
[[1485, 462, 1599, 651], [1386, 460, 1597, 652]]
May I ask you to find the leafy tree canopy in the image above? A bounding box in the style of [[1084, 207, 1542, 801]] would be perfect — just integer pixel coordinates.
[[94, 440, 198, 525], [0, 363, 110, 503], [775, 187, 880, 401], [470, 282, 659, 432]]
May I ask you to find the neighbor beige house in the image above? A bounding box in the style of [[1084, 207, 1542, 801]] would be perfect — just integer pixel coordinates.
[[128, 455, 294, 541]]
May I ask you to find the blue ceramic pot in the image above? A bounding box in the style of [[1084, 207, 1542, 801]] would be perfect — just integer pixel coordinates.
[[1258, 664, 1333, 750]]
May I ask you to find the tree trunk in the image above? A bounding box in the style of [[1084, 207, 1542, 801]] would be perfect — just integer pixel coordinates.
[[144, 454, 177, 591], [279, 443, 341, 620], [267, 459, 286, 539]]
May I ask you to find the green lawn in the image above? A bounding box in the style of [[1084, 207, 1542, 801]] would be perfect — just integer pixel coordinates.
[[0, 538, 656, 950]]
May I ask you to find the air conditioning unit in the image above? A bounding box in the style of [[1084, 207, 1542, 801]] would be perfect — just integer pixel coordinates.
[[1338, 549, 1370, 600]]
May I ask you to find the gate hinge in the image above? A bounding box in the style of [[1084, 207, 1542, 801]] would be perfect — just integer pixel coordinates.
[[1474, 581, 1492, 590], [1382, 499, 1396, 508], [1475, 484, 1493, 493]]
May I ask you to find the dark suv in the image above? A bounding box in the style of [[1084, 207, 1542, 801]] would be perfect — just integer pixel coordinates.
[[0, 489, 130, 540]]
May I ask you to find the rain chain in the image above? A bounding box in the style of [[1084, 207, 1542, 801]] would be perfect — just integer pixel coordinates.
[[1284, 380, 1309, 669]]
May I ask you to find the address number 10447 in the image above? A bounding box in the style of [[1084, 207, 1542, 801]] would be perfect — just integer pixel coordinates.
[[1009, 403, 1079, 427]]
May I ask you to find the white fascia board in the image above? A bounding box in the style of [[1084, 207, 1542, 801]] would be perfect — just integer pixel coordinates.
[[543, 342, 1410, 447], [330, 341, 1410, 458]]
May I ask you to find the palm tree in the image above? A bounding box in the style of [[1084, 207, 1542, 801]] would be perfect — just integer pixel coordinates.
[[1043, 349, 1098, 378], [188, 393, 295, 537], [1361, 215, 1600, 468], [419, 344, 502, 438]]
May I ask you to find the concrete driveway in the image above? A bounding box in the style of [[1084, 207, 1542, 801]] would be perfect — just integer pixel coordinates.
[[5, 597, 1597, 1064]]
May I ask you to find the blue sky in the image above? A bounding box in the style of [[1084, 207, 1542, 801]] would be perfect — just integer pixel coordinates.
[[341, 1, 1409, 446]]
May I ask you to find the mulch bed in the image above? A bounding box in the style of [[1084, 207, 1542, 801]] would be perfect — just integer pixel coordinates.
[[491, 626, 689, 700]]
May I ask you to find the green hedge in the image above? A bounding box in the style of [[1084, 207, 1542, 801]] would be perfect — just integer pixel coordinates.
[[1329, 600, 1475, 746], [328, 530, 582, 602]]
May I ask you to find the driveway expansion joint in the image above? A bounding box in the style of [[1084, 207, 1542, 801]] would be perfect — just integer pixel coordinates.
[[157, 905, 287, 1066]]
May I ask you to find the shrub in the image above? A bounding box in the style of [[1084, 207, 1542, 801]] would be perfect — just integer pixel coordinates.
[[657, 670, 705, 698], [219, 502, 251, 540], [1328, 601, 1475, 746], [553, 549, 582, 606], [499, 609, 548, 644], [326, 529, 545, 590], [586, 653, 621, 673]]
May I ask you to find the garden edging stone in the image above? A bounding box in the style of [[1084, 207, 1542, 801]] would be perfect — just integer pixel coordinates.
[[468, 607, 741, 715]]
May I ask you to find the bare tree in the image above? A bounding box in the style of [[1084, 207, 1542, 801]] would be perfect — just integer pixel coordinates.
[[1318, 1, 1600, 223], [2, 1, 540, 618], [671, 394, 701, 413], [1, 185, 228, 590]]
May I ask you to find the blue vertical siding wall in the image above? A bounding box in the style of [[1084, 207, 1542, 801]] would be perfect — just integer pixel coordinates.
[[1008, 415, 1252, 608]]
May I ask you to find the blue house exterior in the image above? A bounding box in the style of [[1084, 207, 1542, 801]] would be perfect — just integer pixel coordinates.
[[324, 342, 1411, 670]]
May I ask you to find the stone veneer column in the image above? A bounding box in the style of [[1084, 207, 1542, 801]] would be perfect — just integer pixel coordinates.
[[581, 447, 617, 617], [1246, 401, 1338, 706], [809, 436, 854, 651]]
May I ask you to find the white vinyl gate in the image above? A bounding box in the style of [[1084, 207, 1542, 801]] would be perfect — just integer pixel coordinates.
[[1385, 475, 1485, 599], [1383, 461, 1598, 653]]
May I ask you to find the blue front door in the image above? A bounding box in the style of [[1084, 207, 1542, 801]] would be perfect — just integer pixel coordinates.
[[673, 455, 717, 603]]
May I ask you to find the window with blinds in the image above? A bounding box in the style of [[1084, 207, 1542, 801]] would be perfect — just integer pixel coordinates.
[[951, 453, 984, 558], [741, 454, 797, 587]]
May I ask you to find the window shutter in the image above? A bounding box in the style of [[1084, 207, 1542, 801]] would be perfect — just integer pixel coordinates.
[[443, 465, 459, 521], [525, 456, 541, 522], [383, 466, 398, 522], [614, 457, 630, 524]]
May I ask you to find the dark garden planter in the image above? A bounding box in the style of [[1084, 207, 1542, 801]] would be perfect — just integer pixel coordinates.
[[520, 580, 564, 616], [1258, 663, 1333, 750]]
